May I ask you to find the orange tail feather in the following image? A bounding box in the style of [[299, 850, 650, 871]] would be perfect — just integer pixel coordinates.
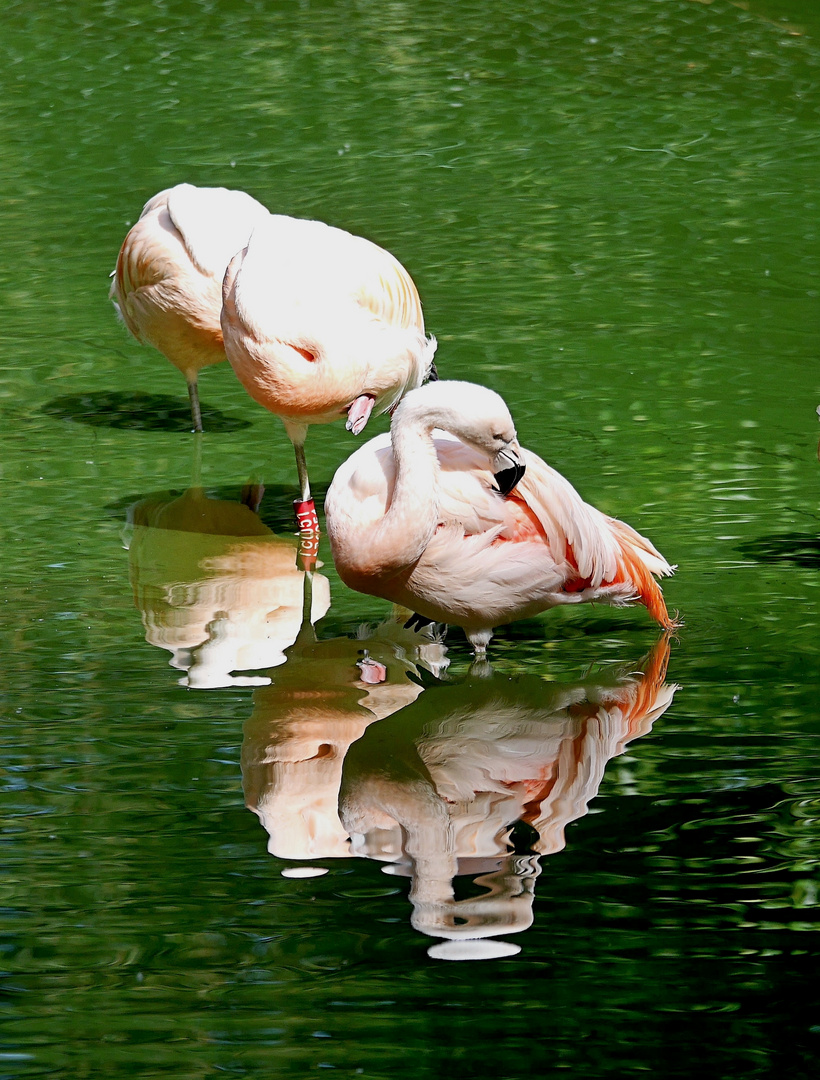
[[609, 520, 677, 630]]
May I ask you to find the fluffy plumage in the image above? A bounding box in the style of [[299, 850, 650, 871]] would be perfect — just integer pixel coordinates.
[[325, 380, 676, 651], [220, 213, 437, 506], [110, 183, 272, 430]]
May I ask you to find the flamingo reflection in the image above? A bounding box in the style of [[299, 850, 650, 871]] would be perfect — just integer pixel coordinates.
[[242, 633, 676, 959], [126, 485, 330, 687], [242, 611, 448, 861]]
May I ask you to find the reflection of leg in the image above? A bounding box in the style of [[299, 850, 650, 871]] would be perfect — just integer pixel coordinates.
[[190, 428, 203, 487], [412, 852, 539, 941], [293, 567, 317, 644], [187, 378, 203, 433], [240, 475, 265, 514]]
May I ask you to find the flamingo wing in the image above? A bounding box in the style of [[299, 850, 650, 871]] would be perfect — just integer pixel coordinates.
[[515, 450, 676, 625], [348, 239, 425, 331]]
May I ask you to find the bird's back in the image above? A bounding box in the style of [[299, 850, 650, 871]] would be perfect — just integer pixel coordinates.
[[222, 215, 436, 424], [111, 183, 270, 374]]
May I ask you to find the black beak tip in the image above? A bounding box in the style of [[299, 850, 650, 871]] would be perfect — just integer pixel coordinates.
[[493, 461, 526, 496]]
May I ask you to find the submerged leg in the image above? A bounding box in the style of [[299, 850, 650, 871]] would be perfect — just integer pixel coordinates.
[[187, 378, 203, 433], [345, 394, 376, 436]]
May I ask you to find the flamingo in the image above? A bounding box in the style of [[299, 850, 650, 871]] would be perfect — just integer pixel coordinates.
[[325, 380, 677, 653], [110, 183, 272, 431], [220, 213, 437, 532]]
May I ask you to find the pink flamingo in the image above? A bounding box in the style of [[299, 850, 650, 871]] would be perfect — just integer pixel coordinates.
[[110, 183, 272, 431], [325, 380, 677, 653], [220, 213, 437, 531]]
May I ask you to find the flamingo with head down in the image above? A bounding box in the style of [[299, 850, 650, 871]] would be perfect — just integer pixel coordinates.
[[220, 213, 437, 530], [325, 380, 677, 653], [110, 183, 272, 431]]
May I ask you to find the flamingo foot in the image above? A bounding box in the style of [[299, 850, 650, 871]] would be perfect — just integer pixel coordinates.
[[345, 394, 376, 435], [294, 499, 320, 571]]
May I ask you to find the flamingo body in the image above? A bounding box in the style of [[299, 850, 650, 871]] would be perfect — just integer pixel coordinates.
[[325, 381, 676, 651], [111, 183, 271, 428], [220, 214, 437, 502]]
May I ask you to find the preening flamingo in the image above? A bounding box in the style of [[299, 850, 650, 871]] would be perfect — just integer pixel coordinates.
[[110, 183, 271, 431], [325, 380, 677, 653], [220, 213, 437, 530]]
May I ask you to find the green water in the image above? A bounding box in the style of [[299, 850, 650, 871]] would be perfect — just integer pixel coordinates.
[[2, 0, 820, 1075]]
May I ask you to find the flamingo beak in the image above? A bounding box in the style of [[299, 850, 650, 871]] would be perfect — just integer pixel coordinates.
[[493, 445, 526, 496]]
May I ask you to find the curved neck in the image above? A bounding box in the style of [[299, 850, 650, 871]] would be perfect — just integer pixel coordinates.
[[354, 416, 441, 579]]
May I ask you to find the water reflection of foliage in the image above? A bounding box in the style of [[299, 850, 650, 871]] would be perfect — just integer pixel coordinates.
[[737, 531, 820, 569]]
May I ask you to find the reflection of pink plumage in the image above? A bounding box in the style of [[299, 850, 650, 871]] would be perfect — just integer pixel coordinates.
[[220, 214, 437, 517], [110, 183, 272, 430], [326, 380, 677, 652], [126, 486, 331, 688], [242, 612, 446, 862], [339, 635, 677, 959]]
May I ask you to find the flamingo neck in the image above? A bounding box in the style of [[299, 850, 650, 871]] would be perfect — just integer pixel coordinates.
[[367, 416, 441, 576]]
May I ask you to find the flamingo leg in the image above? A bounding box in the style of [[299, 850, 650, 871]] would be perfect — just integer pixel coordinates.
[[293, 438, 312, 504], [187, 378, 203, 433], [285, 421, 320, 568], [345, 394, 376, 435]]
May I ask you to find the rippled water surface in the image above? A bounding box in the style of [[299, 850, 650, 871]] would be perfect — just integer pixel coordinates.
[[2, 0, 820, 1076]]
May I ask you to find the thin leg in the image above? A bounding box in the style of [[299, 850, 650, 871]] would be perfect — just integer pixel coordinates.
[[285, 423, 320, 569], [294, 440, 311, 504], [293, 440, 318, 533], [187, 378, 203, 433]]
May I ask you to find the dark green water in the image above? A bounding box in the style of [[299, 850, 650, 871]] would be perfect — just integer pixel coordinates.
[[2, 0, 820, 1076]]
